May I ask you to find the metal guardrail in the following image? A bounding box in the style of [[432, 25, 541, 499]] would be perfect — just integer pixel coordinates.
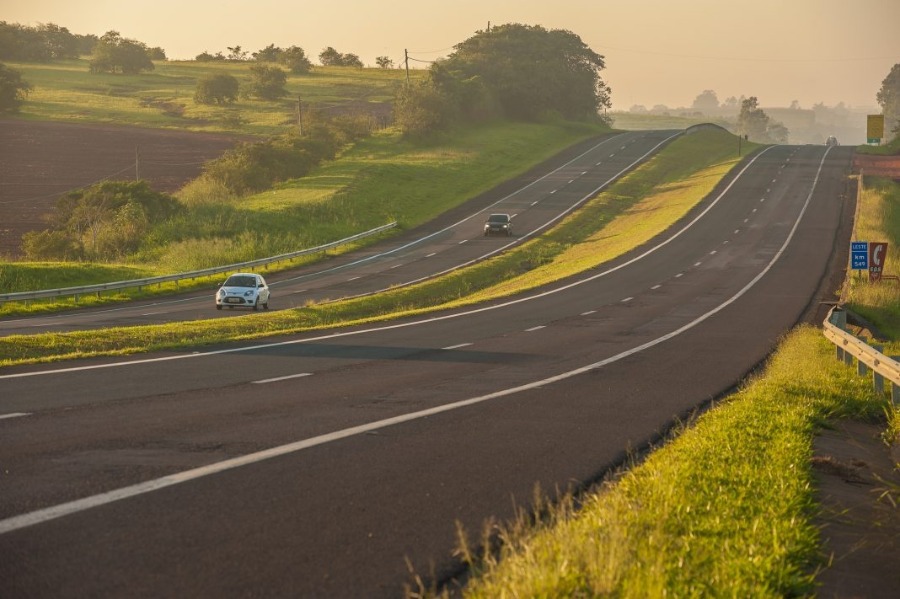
[[823, 306, 900, 403], [0, 222, 397, 305]]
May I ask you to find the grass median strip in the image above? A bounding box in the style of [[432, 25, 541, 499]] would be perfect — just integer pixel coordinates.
[[0, 129, 750, 367]]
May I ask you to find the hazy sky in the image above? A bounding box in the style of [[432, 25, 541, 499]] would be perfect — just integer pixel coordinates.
[[4, 0, 898, 110]]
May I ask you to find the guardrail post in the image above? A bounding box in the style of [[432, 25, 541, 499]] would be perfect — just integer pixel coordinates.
[[858, 338, 869, 375], [873, 345, 884, 394], [892, 356, 900, 405]]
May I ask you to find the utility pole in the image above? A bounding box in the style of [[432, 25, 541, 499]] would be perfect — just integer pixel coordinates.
[[404, 48, 410, 86]]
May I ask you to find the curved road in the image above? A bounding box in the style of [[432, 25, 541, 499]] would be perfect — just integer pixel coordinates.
[[0, 130, 679, 337], [0, 143, 855, 597]]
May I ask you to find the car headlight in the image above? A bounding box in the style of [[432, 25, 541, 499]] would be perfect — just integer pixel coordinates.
[[244, 290, 254, 297]]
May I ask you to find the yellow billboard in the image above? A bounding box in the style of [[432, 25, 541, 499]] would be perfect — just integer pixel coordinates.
[[867, 114, 885, 141]]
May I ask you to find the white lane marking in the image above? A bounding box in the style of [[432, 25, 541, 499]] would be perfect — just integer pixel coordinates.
[[458, 240, 468, 245], [723, 240, 729, 245], [651, 284, 662, 290], [675, 273, 684, 278], [0, 144, 771, 383], [710, 250, 717, 255], [525, 325, 546, 332], [0, 412, 30, 420], [581, 310, 596, 316], [550, 189, 557, 194], [0, 147, 830, 537], [141, 313, 159, 317], [252, 373, 313, 384], [744, 219, 749, 223], [531, 201, 539, 206], [291, 289, 308, 294], [752, 208, 757, 213], [426, 253, 437, 258], [694, 262, 703, 267], [442, 343, 473, 350], [568, 179, 575, 184], [734, 230, 740, 235], [390, 264, 402, 269], [621, 297, 634, 303], [348, 276, 361, 282], [596, 161, 602, 166]]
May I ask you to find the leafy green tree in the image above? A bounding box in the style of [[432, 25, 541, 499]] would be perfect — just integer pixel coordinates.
[[194, 73, 239, 105], [876, 63, 900, 139], [248, 64, 287, 100], [691, 90, 720, 113], [376, 56, 393, 69], [737, 96, 770, 141], [227, 45, 248, 61], [318, 47, 362, 67], [195, 50, 226, 62], [280, 46, 312, 74], [0, 63, 32, 113], [319, 47, 342, 66], [437, 24, 611, 121], [394, 78, 456, 138], [89, 31, 154, 74], [253, 44, 282, 62], [147, 46, 166, 60], [0, 21, 83, 61]]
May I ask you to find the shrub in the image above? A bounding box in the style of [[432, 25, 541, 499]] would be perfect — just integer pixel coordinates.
[[194, 73, 239, 105]]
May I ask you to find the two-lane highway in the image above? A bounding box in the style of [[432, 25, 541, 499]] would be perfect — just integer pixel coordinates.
[[0, 130, 679, 337], [0, 143, 855, 597]]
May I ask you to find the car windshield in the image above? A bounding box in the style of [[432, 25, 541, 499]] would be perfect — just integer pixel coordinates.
[[224, 275, 256, 288], [488, 214, 509, 223]]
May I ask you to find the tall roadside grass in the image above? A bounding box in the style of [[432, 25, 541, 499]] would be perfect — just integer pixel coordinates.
[[0, 128, 749, 365], [459, 328, 887, 598], [845, 176, 900, 337]]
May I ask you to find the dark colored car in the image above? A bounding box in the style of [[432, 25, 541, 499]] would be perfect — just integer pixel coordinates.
[[484, 213, 512, 236]]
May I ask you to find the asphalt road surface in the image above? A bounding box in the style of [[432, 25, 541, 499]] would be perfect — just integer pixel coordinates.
[[0, 143, 855, 597], [0, 130, 680, 337]]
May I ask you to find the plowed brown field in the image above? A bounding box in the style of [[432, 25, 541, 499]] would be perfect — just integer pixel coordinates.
[[0, 119, 244, 258]]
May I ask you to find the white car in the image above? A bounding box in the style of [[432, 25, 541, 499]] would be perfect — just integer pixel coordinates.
[[215, 273, 270, 311]]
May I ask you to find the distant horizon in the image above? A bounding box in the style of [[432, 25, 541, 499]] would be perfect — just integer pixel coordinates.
[[4, 0, 897, 111]]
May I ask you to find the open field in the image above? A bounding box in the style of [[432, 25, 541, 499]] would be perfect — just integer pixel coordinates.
[[6, 58, 414, 135]]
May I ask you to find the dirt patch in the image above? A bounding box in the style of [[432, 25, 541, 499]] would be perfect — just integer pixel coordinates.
[[0, 119, 247, 259], [812, 420, 900, 597], [853, 153, 900, 179]]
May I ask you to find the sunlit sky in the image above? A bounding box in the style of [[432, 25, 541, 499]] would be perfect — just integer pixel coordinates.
[[4, 0, 898, 110]]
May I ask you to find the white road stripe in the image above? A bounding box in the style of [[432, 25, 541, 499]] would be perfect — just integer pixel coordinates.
[[580, 310, 596, 316], [0, 412, 30, 420], [621, 297, 633, 303], [651, 284, 662, 290], [525, 325, 545, 332], [442, 343, 473, 350], [252, 373, 313, 384]]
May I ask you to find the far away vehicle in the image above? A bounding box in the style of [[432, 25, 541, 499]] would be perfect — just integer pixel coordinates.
[[484, 213, 513, 236], [215, 273, 270, 310]]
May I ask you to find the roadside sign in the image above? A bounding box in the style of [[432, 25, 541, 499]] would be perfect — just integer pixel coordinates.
[[869, 242, 888, 282], [867, 115, 884, 144], [851, 242, 868, 270]]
